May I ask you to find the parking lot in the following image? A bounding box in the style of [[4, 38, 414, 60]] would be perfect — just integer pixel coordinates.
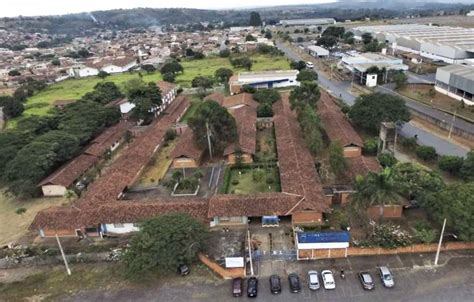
[[66, 250, 474, 302]]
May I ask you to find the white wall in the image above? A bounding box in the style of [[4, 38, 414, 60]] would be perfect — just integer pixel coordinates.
[[103, 223, 140, 234], [41, 184, 67, 197], [434, 86, 474, 106]]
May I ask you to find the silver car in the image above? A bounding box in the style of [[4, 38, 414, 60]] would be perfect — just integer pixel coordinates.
[[308, 271, 320, 290], [379, 266, 394, 288]]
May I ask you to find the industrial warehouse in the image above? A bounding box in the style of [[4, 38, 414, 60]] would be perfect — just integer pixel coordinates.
[[352, 24, 474, 64]]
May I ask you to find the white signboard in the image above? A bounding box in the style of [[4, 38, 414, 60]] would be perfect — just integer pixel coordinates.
[[225, 257, 244, 268]]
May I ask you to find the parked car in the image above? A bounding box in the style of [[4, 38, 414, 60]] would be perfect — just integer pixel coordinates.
[[232, 277, 243, 297], [247, 277, 258, 298], [358, 271, 375, 290], [321, 270, 336, 290], [269, 275, 282, 294], [378, 266, 395, 288], [177, 264, 190, 276], [306, 62, 314, 69], [288, 273, 301, 293], [308, 270, 320, 290]]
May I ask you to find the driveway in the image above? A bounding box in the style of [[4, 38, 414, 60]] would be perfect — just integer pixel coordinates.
[[64, 250, 474, 302]]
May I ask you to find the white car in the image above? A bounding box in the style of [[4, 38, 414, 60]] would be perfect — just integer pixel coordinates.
[[306, 62, 314, 69], [321, 270, 336, 290], [379, 266, 395, 288], [308, 270, 320, 290]]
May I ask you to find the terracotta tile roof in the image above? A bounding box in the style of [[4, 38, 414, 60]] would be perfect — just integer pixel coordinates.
[[204, 92, 225, 105], [208, 193, 301, 218], [317, 91, 363, 148], [273, 93, 329, 213], [30, 198, 209, 229], [224, 106, 257, 156], [85, 56, 136, 69], [84, 121, 133, 157], [75, 95, 190, 207], [347, 156, 382, 178], [170, 127, 204, 161], [38, 154, 99, 187], [221, 93, 258, 109], [156, 80, 177, 96]]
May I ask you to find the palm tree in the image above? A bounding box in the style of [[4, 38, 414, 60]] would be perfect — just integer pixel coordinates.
[[351, 168, 403, 219]]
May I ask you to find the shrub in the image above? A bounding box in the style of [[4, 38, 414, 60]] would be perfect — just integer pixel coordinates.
[[266, 176, 274, 184], [242, 85, 256, 94], [412, 221, 437, 243], [164, 128, 177, 141], [401, 137, 417, 151], [231, 179, 239, 185], [361, 221, 411, 249], [252, 169, 265, 182], [378, 152, 397, 168], [363, 138, 378, 156], [438, 155, 463, 175], [415, 146, 437, 161], [257, 103, 273, 117]]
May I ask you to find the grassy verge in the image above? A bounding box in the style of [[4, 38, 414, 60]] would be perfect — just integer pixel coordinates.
[[0, 262, 217, 302], [9, 54, 290, 127], [179, 95, 202, 123], [0, 189, 67, 245], [397, 84, 474, 121], [134, 140, 177, 188]]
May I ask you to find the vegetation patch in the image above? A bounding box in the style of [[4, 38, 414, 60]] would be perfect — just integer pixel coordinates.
[[224, 165, 280, 195]]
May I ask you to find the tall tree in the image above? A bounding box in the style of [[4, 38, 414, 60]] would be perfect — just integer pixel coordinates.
[[289, 81, 321, 111], [188, 101, 237, 154], [329, 142, 347, 175], [249, 11, 262, 26], [123, 213, 209, 279], [351, 168, 403, 218], [348, 93, 410, 133]]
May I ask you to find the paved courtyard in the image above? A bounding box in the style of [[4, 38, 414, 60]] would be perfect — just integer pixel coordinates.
[[65, 250, 473, 302]]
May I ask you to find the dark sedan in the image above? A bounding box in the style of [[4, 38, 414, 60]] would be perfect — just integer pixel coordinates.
[[247, 277, 258, 298], [358, 271, 375, 290]]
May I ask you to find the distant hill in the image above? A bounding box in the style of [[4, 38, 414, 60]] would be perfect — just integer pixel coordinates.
[[1, 1, 473, 35]]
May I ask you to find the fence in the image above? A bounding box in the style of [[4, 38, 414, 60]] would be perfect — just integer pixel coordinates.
[[198, 253, 245, 279], [252, 249, 297, 262], [297, 241, 474, 260]]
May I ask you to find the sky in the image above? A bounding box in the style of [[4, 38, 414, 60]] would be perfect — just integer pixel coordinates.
[[1, 0, 336, 18]]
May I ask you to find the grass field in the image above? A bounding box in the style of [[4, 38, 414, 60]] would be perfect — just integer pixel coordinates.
[[0, 189, 67, 245], [179, 95, 203, 123], [227, 167, 280, 194], [10, 54, 290, 127], [397, 84, 474, 121], [134, 140, 177, 188]]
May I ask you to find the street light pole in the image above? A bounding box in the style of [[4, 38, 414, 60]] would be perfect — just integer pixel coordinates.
[[247, 229, 254, 276], [448, 111, 456, 139], [434, 218, 447, 266], [56, 234, 71, 276]]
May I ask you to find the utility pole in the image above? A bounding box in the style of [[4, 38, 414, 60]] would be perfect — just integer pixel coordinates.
[[393, 123, 398, 158], [448, 111, 456, 139], [206, 121, 213, 160], [434, 218, 447, 266], [247, 229, 254, 276], [56, 234, 71, 276]]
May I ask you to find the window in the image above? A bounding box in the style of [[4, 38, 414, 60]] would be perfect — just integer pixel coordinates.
[[113, 223, 124, 228]]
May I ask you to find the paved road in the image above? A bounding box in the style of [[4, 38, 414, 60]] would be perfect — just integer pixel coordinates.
[[405, 71, 436, 84], [65, 251, 474, 302], [276, 42, 471, 157]]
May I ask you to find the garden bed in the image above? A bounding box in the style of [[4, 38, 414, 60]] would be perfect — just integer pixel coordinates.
[[221, 166, 281, 195], [254, 126, 277, 163]]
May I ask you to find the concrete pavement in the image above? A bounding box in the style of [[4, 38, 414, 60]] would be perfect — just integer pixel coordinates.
[[275, 42, 472, 157], [64, 250, 474, 302]]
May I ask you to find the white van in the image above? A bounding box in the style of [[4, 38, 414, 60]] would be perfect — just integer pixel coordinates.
[[306, 62, 314, 69]]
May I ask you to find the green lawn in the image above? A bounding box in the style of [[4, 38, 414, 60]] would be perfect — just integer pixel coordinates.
[[179, 95, 203, 123], [226, 167, 280, 195], [9, 54, 290, 128]]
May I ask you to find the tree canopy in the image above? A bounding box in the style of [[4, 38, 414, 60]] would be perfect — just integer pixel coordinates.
[[297, 69, 318, 82], [215, 68, 233, 83], [188, 100, 238, 154], [322, 26, 345, 38], [81, 81, 123, 104], [122, 213, 208, 279], [125, 79, 162, 122], [160, 60, 183, 75], [249, 11, 262, 26], [348, 93, 410, 133], [289, 81, 321, 111]]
